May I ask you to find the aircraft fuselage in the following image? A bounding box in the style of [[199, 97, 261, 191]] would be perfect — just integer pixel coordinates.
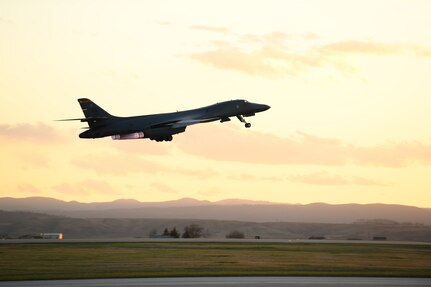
[[73, 99, 270, 142]]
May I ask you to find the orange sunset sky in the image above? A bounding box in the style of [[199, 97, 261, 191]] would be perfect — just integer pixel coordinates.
[[1, 0, 431, 207]]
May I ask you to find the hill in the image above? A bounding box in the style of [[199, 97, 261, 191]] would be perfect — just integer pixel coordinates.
[[1, 210, 430, 241], [1, 197, 430, 224]]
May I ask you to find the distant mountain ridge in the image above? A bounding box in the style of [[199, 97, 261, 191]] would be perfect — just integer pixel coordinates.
[[1, 197, 430, 224], [1, 210, 431, 242], [0, 197, 277, 211]]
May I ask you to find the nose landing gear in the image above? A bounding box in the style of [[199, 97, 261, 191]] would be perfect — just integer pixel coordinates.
[[237, 115, 251, 128]]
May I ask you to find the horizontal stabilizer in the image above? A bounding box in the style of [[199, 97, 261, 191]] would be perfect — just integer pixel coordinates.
[[56, 117, 109, 122], [55, 118, 85, 121]]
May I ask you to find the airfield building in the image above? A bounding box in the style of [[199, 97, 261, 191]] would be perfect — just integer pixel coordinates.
[[40, 233, 63, 240]]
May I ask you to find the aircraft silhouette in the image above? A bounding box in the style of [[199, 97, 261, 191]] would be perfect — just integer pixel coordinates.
[[60, 98, 270, 142]]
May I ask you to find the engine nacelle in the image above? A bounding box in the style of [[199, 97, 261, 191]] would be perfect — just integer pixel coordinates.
[[111, 132, 145, 140]]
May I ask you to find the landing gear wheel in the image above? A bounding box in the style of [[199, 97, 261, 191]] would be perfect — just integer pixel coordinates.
[[237, 115, 251, 128]]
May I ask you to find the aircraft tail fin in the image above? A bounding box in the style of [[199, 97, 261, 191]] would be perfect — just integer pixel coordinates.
[[77, 98, 112, 128], [78, 98, 111, 118]]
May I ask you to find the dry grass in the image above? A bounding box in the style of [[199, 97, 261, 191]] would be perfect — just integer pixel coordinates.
[[0, 242, 430, 281]]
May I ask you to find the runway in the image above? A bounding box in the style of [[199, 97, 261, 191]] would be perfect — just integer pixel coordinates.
[[1, 238, 430, 245], [1, 277, 431, 287]]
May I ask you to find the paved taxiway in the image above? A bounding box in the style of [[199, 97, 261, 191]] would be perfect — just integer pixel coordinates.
[[1, 277, 431, 287], [1, 238, 430, 245]]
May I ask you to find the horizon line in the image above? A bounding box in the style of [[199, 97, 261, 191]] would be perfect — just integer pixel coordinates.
[[1, 196, 429, 209]]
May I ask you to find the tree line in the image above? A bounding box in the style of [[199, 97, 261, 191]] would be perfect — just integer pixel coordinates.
[[149, 224, 246, 239], [149, 224, 204, 238]]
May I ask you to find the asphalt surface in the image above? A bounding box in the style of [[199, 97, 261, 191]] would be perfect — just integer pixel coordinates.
[[1, 277, 431, 287], [1, 238, 430, 245]]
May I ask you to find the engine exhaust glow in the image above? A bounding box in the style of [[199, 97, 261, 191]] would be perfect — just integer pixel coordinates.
[[111, 132, 145, 140]]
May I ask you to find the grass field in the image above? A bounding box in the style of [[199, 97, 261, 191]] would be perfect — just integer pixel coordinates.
[[0, 242, 430, 281]]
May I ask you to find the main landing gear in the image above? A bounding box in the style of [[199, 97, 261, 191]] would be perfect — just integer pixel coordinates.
[[151, 135, 173, 142], [237, 115, 251, 128]]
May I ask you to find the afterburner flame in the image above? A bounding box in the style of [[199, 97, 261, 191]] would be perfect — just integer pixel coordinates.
[[111, 132, 145, 140]]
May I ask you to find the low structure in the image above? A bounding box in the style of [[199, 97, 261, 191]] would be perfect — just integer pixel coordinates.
[[40, 233, 63, 240]]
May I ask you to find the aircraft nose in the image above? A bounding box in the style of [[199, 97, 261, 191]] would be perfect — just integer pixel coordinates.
[[258, 104, 271, 112]]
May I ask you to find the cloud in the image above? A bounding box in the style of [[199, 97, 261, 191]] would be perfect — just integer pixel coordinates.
[[175, 125, 431, 167], [176, 126, 348, 165], [189, 48, 284, 77], [199, 187, 222, 196], [321, 41, 431, 57], [53, 179, 118, 195], [188, 42, 347, 77], [151, 182, 177, 194], [321, 41, 402, 55], [15, 151, 50, 168], [72, 153, 218, 178], [16, 184, 42, 194], [0, 122, 64, 144], [227, 173, 259, 181], [110, 140, 170, 155], [289, 171, 385, 186], [80, 179, 118, 195], [295, 131, 341, 145], [157, 21, 171, 26], [351, 144, 405, 167], [0, 17, 13, 25], [72, 154, 169, 176], [186, 31, 431, 77], [190, 25, 230, 34], [240, 32, 319, 44], [351, 140, 431, 167], [174, 168, 219, 179], [227, 173, 284, 182]]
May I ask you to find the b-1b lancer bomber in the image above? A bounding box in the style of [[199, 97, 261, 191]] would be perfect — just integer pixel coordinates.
[[61, 99, 270, 142]]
